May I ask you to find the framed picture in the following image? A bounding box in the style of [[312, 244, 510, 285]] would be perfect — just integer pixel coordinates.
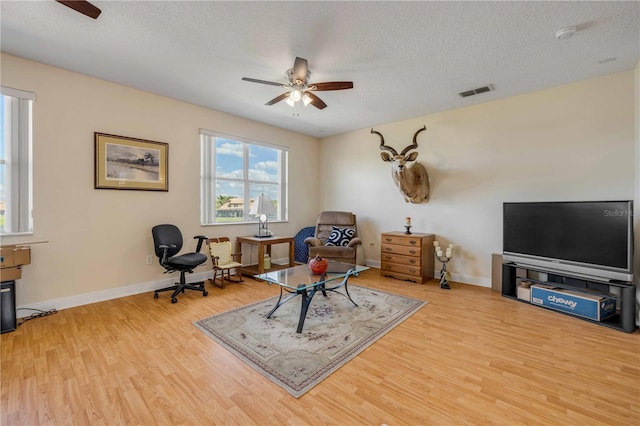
[[94, 133, 168, 191]]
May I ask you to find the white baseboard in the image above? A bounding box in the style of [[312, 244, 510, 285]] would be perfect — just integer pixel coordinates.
[[365, 260, 490, 288], [16, 271, 212, 319], [17, 261, 490, 318], [450, 272, 491, 288]]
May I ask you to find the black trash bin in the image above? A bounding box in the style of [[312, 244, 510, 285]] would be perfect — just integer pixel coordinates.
[[1, 281, 17, 333]]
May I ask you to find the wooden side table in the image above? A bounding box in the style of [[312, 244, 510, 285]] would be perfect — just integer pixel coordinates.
[[236, 235, 295, 276]]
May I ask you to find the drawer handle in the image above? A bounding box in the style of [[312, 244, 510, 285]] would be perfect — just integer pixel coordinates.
[[409, 259, 416, 264], [409, 240, 417, 245], [409, 250, 416, 254], [385, 238, 392, 242], [384, 247, 392, 252], [384, 256, 391, 260], [409, 269, 416, 273]]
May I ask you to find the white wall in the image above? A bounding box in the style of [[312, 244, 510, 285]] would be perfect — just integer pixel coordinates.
[[1, 54, 321, 308], [320, 71, 636, 286]]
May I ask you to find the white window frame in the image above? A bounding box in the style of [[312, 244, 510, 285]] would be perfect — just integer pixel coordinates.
[[200, 129, 288, 225], [1, 86, 34, 236]]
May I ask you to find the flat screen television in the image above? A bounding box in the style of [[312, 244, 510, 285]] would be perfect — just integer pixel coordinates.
[[503, 201, 634, 282]]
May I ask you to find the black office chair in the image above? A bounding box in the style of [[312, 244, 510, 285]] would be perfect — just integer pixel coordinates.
[[152, 224, 209, 303]]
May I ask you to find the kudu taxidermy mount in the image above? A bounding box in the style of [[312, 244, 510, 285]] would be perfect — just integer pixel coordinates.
[[372, 125, 430, 204]]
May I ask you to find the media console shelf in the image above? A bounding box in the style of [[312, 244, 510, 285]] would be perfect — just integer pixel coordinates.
[[502, 262, 637, 333]]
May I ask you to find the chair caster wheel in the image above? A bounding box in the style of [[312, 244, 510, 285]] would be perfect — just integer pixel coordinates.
[[171, 297, 178, 304], [203, 291, 208, 297], [154, 293, 159, 299]]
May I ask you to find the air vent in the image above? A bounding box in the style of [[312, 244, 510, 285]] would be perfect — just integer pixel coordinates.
[[458, 84, 494, 98]]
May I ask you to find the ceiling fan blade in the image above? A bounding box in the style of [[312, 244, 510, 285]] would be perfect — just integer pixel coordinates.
[[306, 92, 327, 110], [55, 0, 101, 19], [310, 82, 354, 91], [242, 77, 286, 87], [265, 92, 290, 106], [292, 57, 309, 84]]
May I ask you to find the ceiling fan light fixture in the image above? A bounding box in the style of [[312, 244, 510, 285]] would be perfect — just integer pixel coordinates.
[[242, 57, 353, 110], [290, 90, 302, 102]]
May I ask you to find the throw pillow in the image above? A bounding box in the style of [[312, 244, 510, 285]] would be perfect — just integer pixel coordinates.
[[326, 226, 355, 247]]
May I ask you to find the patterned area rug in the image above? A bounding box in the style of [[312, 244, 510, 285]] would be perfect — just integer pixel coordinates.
[[194, 285, 426, 398]]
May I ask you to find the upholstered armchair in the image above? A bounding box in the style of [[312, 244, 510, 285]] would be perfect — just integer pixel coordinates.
[[304, 211, 362, 264]]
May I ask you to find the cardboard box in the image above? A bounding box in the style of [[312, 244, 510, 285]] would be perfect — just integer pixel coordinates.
[[517, 281, 532, 301], [528, 270, 548, 282], [0, 266, 22, 281], [1, 246, 31, 268], [1, 246, 30, 282], [530, 285, 616, 321]]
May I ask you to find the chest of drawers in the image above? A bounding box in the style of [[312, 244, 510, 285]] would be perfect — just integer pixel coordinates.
[[380, 232, 434, 284]]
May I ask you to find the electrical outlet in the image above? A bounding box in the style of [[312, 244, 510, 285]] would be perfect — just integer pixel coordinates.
[[146, 255, 153, 265], [369, 242, 375, 247]]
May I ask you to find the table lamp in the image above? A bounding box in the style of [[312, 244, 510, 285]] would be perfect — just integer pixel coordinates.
[[249, 193, 277, 238]]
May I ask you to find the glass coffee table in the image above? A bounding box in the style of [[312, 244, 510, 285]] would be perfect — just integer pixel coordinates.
[[255, 261, 369, 333]]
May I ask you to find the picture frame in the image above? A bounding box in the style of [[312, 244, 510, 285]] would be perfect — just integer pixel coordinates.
[[94, 132, 169, 191]]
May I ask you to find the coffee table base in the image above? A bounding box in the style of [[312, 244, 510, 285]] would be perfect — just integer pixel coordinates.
[[266, 271, 358, 333]]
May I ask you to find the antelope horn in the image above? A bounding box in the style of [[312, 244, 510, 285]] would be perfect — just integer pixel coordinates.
[[372, 128, 398, 156], [400, 125, 427, 156]]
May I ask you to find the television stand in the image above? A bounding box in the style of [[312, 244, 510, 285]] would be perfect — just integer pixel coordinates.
[[502, 262, 637, 333]]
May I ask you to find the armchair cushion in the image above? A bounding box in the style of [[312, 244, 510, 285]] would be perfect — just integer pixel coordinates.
[[326, 226, 356, 247], [208, 241, 241, 269], [303, 236, 322, 247], [347, 237, 363, 248]]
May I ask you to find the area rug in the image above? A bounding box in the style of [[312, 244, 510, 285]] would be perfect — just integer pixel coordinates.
[[193, 285, 426, 397]]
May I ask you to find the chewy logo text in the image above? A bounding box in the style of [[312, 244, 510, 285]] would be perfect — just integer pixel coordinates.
[[548, 295, 577, 309]]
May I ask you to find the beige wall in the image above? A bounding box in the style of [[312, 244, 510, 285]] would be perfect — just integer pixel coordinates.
[[2, 53, 636, 310], [1, 54, 321, 306], [320, 71, 636, 285]]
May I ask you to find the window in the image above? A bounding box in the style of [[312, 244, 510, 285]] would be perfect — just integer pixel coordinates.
[[1, 87, 34, 235], [201, 130, 287, 225]]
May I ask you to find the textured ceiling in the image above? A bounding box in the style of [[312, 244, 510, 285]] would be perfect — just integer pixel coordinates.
[[1, 1, 638, 137]]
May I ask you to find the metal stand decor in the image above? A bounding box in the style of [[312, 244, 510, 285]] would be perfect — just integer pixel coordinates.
[[433, 241, 455, 290]]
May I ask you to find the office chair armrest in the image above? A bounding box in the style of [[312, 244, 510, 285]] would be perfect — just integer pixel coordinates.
[[158, 244, 176, 264], [194, 235, 208, 253]]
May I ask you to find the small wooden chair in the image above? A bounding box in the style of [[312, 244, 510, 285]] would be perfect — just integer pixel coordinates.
[[206, 237, 243, 288]]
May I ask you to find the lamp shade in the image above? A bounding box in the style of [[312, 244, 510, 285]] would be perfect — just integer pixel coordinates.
[[249, 193, 277, 216]]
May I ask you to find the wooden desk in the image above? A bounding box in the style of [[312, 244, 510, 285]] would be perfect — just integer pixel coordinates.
[[236, 235, 295, 276]]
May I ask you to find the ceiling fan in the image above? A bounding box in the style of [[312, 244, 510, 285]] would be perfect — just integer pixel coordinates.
[[55, 0, 102, 19], [242, 57, 353, 110]]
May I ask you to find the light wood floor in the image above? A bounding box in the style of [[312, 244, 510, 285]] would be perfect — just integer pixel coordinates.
[[1, 269, 639, 425]]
